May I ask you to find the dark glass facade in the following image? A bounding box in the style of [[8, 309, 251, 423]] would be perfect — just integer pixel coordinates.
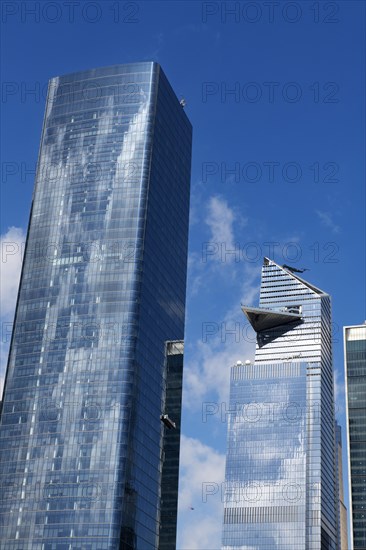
[[0, 63, 192, 549], [159, 341, 184, 550], [335, 422, 348, 549], [222, 258, 338, 550], [345, 324, 366, 550]]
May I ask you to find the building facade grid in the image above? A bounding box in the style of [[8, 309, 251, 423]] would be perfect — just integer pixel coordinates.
[[344, 324, 366, 550], [0, 62, 192, 550], [222, 258, 338, 550]]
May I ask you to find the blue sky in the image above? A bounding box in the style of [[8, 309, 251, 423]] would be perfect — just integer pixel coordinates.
[[1, 1, 365, 548]]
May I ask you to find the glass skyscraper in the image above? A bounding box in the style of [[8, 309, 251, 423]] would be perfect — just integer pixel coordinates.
[[344, 323, 366, 550], [0, 63, 192, 549], [222, 257, 338, 550]]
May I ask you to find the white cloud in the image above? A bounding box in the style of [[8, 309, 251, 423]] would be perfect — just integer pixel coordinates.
[[187, 194, 253, 297], [177, 435, 226, 550], [184, 264, 260, 407], [184, 339, 246, 407], [205, 196, 236, 252], [0, 226, 26, 397], [183, 311, 256, 409], [315, 210, 340, 234], [223, 264, 261, 320], [1, 226, 25, 317]]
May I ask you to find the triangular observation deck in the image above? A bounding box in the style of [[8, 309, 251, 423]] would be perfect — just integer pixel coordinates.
[[241, 305, 303, 333]]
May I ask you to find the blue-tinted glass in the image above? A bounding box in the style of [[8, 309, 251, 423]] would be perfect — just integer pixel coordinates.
[[222, 258, 338, 550], [345, 325, 366, 550], [0, 63, 192, 549]]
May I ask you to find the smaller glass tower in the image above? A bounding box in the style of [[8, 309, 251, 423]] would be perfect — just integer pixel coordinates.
[[159, 341, 184, 550], [222, 258, 338, 550]]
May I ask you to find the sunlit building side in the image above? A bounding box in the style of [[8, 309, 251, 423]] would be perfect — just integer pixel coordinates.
[[0, 62, 192, 549], [222, 257, 338, 550]]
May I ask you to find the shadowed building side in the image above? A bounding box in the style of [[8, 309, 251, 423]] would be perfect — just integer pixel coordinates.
[[335, 422, 348, 549], [159, 341, 184, 550], [344, 323, 366, 550]]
